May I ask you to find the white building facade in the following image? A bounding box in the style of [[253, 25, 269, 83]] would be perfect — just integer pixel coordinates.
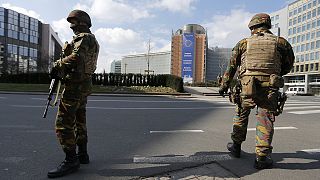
[[271, 0, 320, 95], [121, 51, 171, 75]]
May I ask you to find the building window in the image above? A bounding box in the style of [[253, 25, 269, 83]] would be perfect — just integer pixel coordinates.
[[313, 9, 317, 17], [301, 34, 305, 42], [313, 0, 317, 7], [289, 11, 293, 17], [311, 52, 315, 60], [303, 4, 307, 11], [289, 19, 293, 26], [316, 51, 319, 60], [306, 43, 310, 51], [275, 15, 279, 20], [311, 63, 314, 71], [299, 7, 302, 13], [307, 11, 311, 19], [306, 64, 309, 72], [301, 44, 305, 51], [316, 40, 320, 48], [308, 3, 312, 9], [306, 32, 310, 40], [296, 65, 299, 72], [297, 35, 301, 43], [288, 28, 292, 36], [301, 54, 305, 61], [300, 65, 304, 72], [303, 13, 307, 21], [316, 63, 319, 71]]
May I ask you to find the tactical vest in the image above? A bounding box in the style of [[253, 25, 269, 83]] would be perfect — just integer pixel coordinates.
[[72, 33, 99, 75], [240, 33, 282, 76]]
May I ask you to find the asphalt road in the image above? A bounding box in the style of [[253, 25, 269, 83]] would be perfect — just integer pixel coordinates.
[[0, 93, 319, 180]]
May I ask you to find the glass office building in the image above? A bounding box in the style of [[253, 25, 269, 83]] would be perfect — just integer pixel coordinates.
[[0, 7, 62, 75]]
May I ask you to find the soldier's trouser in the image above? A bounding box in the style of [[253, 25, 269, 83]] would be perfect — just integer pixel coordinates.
[[231, 99, 275, 157], [55, 80, 91, 153]]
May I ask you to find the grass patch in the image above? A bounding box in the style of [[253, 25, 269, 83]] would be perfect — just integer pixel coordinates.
[[0, 83, 178, 94]]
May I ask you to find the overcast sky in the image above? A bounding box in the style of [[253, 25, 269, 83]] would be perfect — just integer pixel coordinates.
[[0, 0, 293, 72]]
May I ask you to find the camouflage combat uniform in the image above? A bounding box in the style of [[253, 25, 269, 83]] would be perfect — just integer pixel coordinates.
[[55, 32, 99, 153], [221, 27, 294, 157]]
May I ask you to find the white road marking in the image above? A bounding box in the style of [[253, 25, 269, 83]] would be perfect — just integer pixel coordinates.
[[11, 105, 44, 108], [88, 99, 197, 103], [247, 126, 298, 131], [10, 105, 234, 110], [150, 130, 204, 134], [287, 110, 320, 114], [0, 97, 7, 99], [133, 154, 232, 164], [301, 149, 320, 154], [31, 98, 46, 100], [86, 106, 234, 110], [284, 106, 320, 110]]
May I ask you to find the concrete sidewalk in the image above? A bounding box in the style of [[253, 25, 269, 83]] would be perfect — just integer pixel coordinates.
[[184, 86, 220, 96]]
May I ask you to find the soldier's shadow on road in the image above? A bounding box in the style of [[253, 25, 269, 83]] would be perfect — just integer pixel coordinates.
[[92, 150, 320, 179], [217, 150, 320, 178]]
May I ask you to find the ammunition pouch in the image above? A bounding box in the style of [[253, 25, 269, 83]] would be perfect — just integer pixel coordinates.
[[240, 76, 257, 97], [229, 80, 242, 106]]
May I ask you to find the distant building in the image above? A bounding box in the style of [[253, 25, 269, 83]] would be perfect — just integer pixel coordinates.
[[270, 7, 288, 37], [121, 51, 171, 74], [270, 0, 320, 95], [0, 7, 62, 75], [171, 24, 207, 83], [206, 47, 232, 82], [110, 60, 121, 74]]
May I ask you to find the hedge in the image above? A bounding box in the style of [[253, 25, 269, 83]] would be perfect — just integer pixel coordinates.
[[0, 73, 184, 92]]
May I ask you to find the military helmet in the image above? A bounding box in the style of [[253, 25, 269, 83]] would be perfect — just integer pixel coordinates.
[[67, 10, 92, 28], [248, 13, 271, 30]]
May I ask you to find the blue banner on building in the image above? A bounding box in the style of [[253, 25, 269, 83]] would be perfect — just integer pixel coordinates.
[[182, 33, 194, 83]]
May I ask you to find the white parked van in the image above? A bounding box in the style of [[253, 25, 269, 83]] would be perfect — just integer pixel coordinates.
[[285, 87, 306, 95]]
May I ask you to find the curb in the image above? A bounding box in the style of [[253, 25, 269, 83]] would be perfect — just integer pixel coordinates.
[[0, 91, 191, 97]]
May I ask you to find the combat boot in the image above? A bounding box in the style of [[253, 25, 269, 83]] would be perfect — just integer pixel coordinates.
[[47, 150, 80, 178], [77, 144, 90, 164], [254, 155, 273, 169], [227, 142, 241, 158]]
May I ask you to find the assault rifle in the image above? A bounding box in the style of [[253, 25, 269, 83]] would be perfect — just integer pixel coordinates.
[[42, 78, 61, 118], [42, 42, 70, 118]]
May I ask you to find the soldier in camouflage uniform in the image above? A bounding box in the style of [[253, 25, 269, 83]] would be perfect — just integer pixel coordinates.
[[219, 13, 294, 169], [47, 10, 99, 178]]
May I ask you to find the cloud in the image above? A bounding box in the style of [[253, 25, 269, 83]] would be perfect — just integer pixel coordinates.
[[1, 3, 43, 21], [150, 0, 197, 13], [94, 27, 147, 72], [52, 18, 73, 43], [204, 9, 253, 48], [75, 0, 152, 24]]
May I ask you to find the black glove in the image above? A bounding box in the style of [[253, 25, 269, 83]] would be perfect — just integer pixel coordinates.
[[219, 86, 228, 97], [50, 66, 60, 79]]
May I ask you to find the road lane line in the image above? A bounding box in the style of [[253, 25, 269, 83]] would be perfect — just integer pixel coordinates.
[[284, 106, 320, 110], [11, 105, 43, 108], [247, 126, 298, 131], [10, 105, 234, 110], [150, 130, 204, 134], [287, 110, 320, 114], [133, 154, 232, 164], [301, 149, 320, 154], [0, 97, 7, 99]]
